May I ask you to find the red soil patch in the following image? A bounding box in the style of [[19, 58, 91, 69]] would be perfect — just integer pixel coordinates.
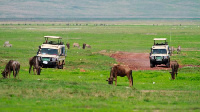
[[110, 51, 171, 71]]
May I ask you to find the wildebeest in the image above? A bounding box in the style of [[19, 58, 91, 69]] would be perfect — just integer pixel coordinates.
[[169, 46, 174, 56], [29, 56, 42, 75], [83, 43, 86, 49], [83, 43, 91, 49], [177, 45, 181, 54], [169, 61, 179, 80], [3, 41, 12, 47], [1, 60, 20, 78], [86, 44, 91, 48], [73, 43, 80, 47], [107, 64, 133, 87], [4, 44, 12, 47], [66, 42, 70, 49]]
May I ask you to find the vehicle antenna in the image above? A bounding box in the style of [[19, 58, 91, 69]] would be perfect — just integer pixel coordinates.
[[170, 28, 171, 45]]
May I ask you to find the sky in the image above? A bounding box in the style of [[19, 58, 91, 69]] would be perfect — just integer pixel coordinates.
[[0, 0, 199, 18]]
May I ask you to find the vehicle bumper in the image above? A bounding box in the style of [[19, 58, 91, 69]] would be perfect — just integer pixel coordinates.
[[39, 61, 57, 67], [150, 59, 169, 64]]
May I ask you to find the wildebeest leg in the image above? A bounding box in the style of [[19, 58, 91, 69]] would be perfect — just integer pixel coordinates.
[[130, 71, 133, 87], [127, 74, 133, 87], [15, 68, 18, 78], [114, 73, 117, 86], [33, 67, 36, 75], [8, 71, 11, 78], [170, 71, 175, 80], [29, 65, 32, 74], [16, 70, 19, 79], [13, 70, 16, 78], [130, 75, 133, 87], [115, 76, 117, 86], [36, 68, 39, 75]]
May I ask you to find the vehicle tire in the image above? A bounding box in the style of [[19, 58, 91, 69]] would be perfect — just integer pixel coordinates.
[[57, 65, 61, 69], [57, 63, 63, 69], [150, 62, 154, 68], [61, 64, 63, 69]]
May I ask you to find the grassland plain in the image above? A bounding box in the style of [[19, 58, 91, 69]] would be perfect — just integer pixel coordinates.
[[0, 21, 200, 111]]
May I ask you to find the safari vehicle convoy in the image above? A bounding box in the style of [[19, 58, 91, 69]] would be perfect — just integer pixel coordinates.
[[37, 36, 66, 69], [149, 38, 170, 68]]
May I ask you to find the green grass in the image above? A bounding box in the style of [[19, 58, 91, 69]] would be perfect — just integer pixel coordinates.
[[0, 22, 200, 111]]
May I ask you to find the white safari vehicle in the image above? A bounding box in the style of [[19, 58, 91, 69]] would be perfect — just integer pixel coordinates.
[[149, 38, 170, 68], [37, 36, 66, 69]]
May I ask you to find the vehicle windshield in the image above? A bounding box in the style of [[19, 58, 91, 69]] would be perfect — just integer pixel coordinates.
[[152, 49, 167, 54], [41, 48, 58, 55]]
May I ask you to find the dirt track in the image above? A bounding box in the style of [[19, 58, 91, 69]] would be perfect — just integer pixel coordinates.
[[110, 51, 170, 71]]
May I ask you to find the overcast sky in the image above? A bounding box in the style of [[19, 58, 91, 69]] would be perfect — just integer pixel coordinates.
[[0, 0, 199, 18]]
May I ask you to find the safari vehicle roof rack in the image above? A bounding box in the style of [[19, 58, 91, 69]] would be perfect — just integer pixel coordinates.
[[43, 36, 64, 45], [44, 36, 62, 39], [153, 38, 168, 45]]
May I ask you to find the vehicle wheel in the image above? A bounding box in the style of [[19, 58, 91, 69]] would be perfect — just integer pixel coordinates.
[[150, 63, 154, 68], [166, 62, 170, 68], [57, 65, 61, 69], [57, 64, 63, 69], [60, 64, 63, 69]]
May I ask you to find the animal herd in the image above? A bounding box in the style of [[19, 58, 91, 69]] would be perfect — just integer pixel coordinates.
[[1, 56, 42, 79], [1, 59, 179, 87], [169, 45, 181, 56], [66, 43, 91, 49], [2, 41, 180, 86]]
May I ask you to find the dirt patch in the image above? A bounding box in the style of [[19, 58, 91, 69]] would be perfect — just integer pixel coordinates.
[[110, 51, 171, 71]]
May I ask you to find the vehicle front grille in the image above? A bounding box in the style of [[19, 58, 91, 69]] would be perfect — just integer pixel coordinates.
[[42, 57, 50, 61]]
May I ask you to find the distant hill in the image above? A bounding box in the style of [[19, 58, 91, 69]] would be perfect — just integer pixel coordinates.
[[0, 0, 199, 19]]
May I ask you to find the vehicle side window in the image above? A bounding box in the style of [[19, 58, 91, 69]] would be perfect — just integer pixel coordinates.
[[61, 47, 65, 56]]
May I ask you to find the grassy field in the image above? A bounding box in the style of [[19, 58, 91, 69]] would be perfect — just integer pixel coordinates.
[[0, 21, 200, 111]]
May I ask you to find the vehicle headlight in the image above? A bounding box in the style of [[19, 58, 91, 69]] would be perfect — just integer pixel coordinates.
[[51, 58, 57, 61], [164, 56, 169, 59], [37, 56, 41, 61], [150, 56, 155, 59]]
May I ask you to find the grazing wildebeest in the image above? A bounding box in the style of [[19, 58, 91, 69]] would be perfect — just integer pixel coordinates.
[[29, 56, 42, 75], [3, 41, 12, 47], [83, 43, 86, 49], [177, 45, 181, 54], [107, 64, 133, 87], [66, 42, 70, 49], [4, 44, 12, 47], [73, 43, 80, 47], [1, 60, 20, 78], [86, 44, 91, 48], [169, 61, 179, 80], [169, 46, 174, 56]]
